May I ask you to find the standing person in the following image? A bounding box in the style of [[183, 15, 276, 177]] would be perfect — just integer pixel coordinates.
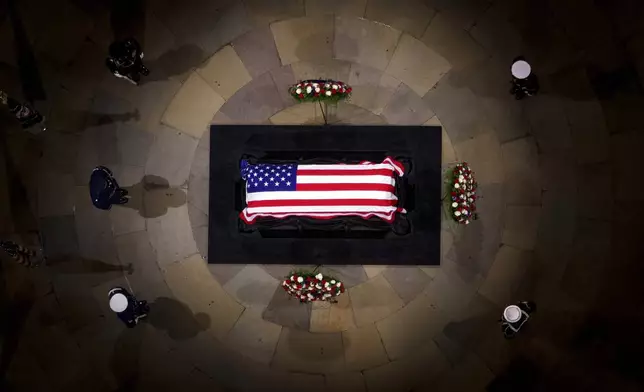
[[0, 240, 42, 267], [0, 90, 46, 132], [500, 300, 536, 339], [105, 37, 150, 86], [510, 57, 540, 100], [108, 287, 150, 328], [89, 166, 129, 210]]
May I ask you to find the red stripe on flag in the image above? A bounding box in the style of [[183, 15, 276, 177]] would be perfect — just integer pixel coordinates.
[[296, 168, 394, 176], [247, 199, 397, 208], [295, 183, 395, 192]]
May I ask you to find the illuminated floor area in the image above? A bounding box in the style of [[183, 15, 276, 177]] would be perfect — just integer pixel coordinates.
[[1, 0, 643, 391]]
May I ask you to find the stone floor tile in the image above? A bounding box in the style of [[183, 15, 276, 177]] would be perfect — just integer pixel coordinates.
[[321, 265, 368, 288], [272, 328, 345, 373], [145, 125, 198, 187], [501, 137, 541, 205], [114, 230, 169, 300], [363, 265, 387, 279], [424, 258, 483, 317], [73, 187, 120, 266], [271, 15, 334, 65], [270, 103, 320, 124], [478, 245, 533, 306], [365, 0, 436, 38], [363, 340, 449, 392], [349, 275, 404, 326], [220, 72, 286, 123], [310, 292, 356, 332], [232, 26, 283, 78], [196, 2, 255, 56], [347, 64, 401, 114], [376, 293, 449, 360], [225, 309, 282, 364], [188, 174, 209, 216], [453, 132, 504, 185], [341, 324, 389, 371], [469, 5, 525, 60], [270, 64, 299, 107], [291, 59, 352, 83], [147, 205, 198, 267], [245, 0, 305, 25], [335, 16, 401, 71], [188, 203, 209, 228], [386, 34, 451, 96], [523, 94, 573, 155], [423, 71, 492, 144], [208, 264, 246, 286], [37, 170, 75, 218], [162, 254, 244, 339], [577, 163, 612, 220], [190, 146, 210, 180], [162, 72, 225, 138], [430, 352, 494, 392], [40, 215, 79, 259], [110, 166, 146, 236], [38, 131, 80, 175], [263, 285, 312, 330], [561, 219, 611, 303], [502, 206, 541, 251], [336, 109, 386, 125], [306, 0, 366, 17], [382, 266, 432, 304], [193, 225, 208, 261], [324, 372, 367, 392], [223, 265, 280, 313], [381, 83, 434, 125], [197, 45, 252, 100], [420, 12, 487, 70], [116, 124, 154, 168], [565, 99, 610, 164]]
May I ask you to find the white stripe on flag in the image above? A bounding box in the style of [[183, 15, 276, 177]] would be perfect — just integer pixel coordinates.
[[245, 205, 400, 214], [298, 163, 399, 171], [296, 175, 395, 184], [246, 190, 398, 202]]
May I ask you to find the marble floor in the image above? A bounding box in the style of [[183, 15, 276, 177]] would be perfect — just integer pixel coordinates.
[[1, 0, 643, 391]]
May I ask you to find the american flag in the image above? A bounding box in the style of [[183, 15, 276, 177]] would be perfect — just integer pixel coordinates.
[[239, 157, 406, 223]]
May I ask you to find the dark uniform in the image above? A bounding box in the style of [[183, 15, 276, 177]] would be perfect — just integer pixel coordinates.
[[500, 301, 536, 339], [0, 91, 46, 130], [108, 287, 149, 328], [106, 38, 149, 85], [89, 166, 128, 210]]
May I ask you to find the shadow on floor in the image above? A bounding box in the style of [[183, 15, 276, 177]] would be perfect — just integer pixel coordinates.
[[0, 276, 35, 384], [6, 0, 45, 103], [110, 323, 145, 391], [119, 175, 187, 218], [145, 297, 210, 340], [46, 256, 133, 275], [110, 0, 147, 43], [142, 45, 205, 83]]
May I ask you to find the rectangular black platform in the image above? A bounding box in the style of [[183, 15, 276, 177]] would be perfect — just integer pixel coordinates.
[[209, 125, 442, 265]]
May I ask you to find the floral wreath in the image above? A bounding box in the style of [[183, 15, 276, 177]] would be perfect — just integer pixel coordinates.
[[448, 162, 478, 224], [282, 271, 345, 303], [289, 79, 352, 103]]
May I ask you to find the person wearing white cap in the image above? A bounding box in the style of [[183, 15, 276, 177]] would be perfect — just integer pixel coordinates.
[[108, 287, 149, 328], [510, 57, 540, 100], [500, 300, 536, 338]]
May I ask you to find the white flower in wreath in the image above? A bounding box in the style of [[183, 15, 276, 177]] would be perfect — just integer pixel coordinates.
[[325, 91, 332, 96], [465, 220, 470, 224], [316, 284, 322, 289], [454, 183, 460, 189], [306, 86, 312, 94], [332, 84, 338, 90], [297, 276, 304, 283], [312, 83, 319, 88], [454, 210, 462, 216], [315, 87, 320, 93], [463, 210, 469, 215], [295, 88, 302, 94], [452, 202, 458, 208], [315, 273, 323, 280], [330, 280, 336, 284], [325, 83, 331, 88], [336, 282, 342, 287]]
